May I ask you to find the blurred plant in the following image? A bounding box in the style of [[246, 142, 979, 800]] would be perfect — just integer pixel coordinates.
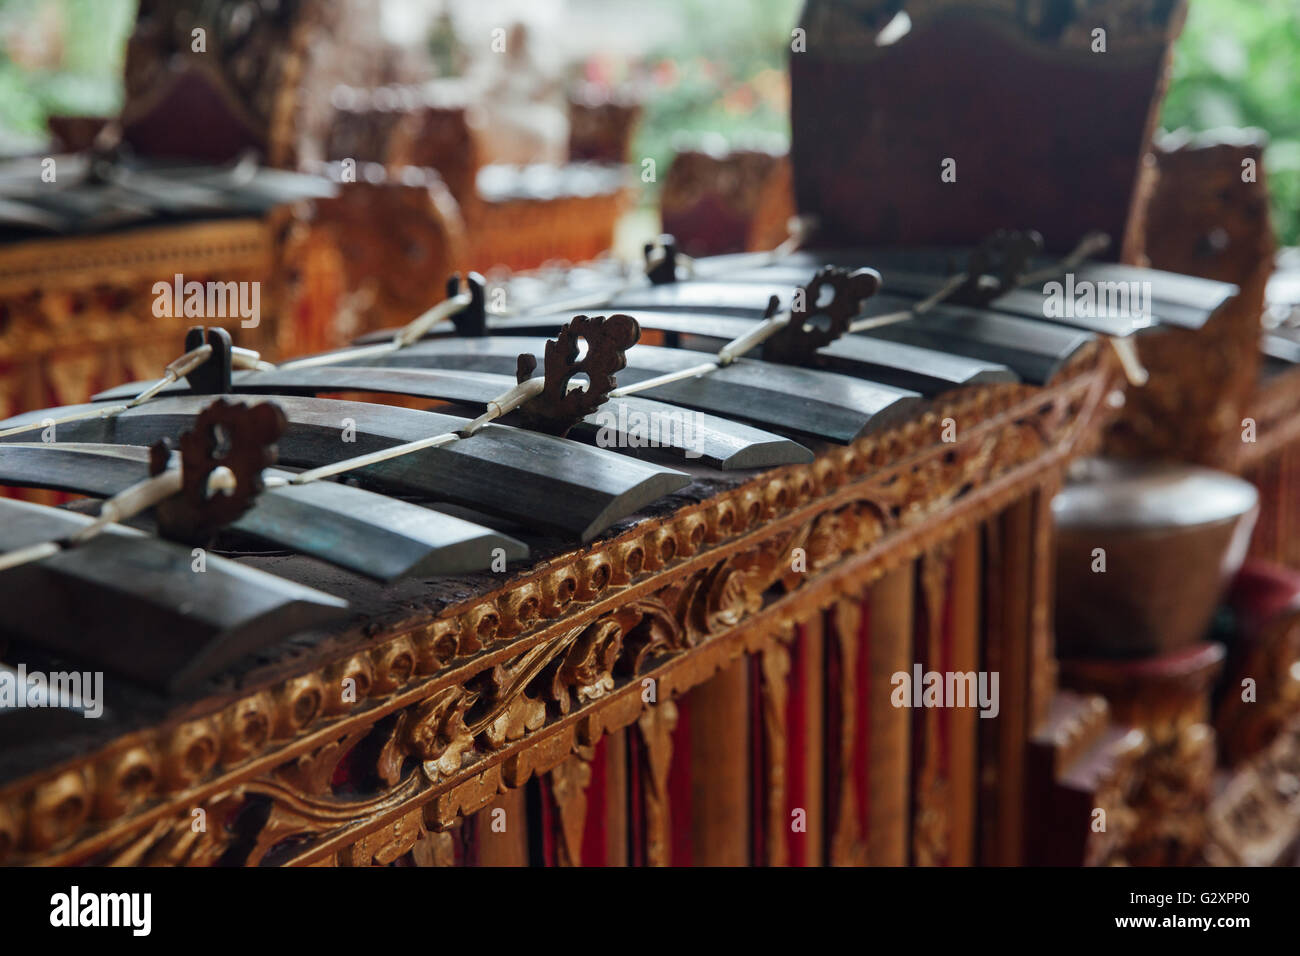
[[1162, 0, 1300, 244], [623, 0, 801, 205], [0, 0, 135, 152]]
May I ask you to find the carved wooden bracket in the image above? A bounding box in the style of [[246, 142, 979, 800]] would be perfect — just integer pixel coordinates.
[[150, 398, 286, 545], [762, 266, 881, 367], [514, 313, 641, 436], [549, 753, 595, 866], [950, 229, 1044, 306]]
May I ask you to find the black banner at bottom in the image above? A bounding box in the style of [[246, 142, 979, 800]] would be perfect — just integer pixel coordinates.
[[0, 864, 1282, 944]]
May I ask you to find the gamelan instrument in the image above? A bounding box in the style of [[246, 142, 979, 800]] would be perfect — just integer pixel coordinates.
[[0, 230, 1237, 866], [5, 0, 1282, 869]]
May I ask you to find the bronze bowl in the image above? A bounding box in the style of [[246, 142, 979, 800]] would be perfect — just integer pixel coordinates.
[[1053, 458, 1258, 659]]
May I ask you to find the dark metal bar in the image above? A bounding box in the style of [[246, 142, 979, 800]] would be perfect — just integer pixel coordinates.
[[448, 310, 1018, 397], [0, 397, 690, 542], [0, 497, 348, 692], [96, 366, 813, 470], [0, 443, 529, 581], [317, 338, 923, 444]]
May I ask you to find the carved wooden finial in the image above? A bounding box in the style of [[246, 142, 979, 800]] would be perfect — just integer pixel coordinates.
[[514, 314, 641, 436], [150, 398, 287, 544], [644, 234, 681, 285], [950, 229, 1044, 306], [183, 326, 234, 394], [448, 271, 487, 337], [762, 266, 881, 366]]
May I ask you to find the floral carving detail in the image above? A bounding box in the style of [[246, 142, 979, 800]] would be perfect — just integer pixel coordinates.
[[555, 619, 624, 707], [403, 687, 477, 781], [468, 647, 553, 751], [151, 398, 287, 544], [616, 598, 685, 675], [101, 792, 246, 867]]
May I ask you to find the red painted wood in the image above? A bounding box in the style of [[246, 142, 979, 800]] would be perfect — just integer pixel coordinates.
[[854, 600, 873, 855], [666, 694, 693, 866], [581, 735, 609, 867]]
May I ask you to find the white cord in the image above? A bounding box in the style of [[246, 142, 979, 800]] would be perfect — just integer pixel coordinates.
[[280, 292, 474, 370], [0, 466, 187, 571], [608, 307, 794, 398], [0, 343, 215, 439], [848, 273, 967, 334], [281, 377, 548, 486]]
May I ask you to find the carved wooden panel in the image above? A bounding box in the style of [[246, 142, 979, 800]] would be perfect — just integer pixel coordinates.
[[867, 564, 914, 865], [661, 150, 794, 258], [279, 179, 467, 352], [791, 0, 1187, 257]]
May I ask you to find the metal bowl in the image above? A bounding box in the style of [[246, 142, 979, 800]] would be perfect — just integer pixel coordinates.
[[1053, 458, 1258, 659]]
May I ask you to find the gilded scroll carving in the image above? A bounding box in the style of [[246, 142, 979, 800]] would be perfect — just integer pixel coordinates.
[[101, 792, 245, 867], [913, 545, 953, 867], [549, 753, 594, 867], [637, 700, 678, 867], [544, 619, 624, 711], [403, 687, 477, 782], [616, 597, 686, 674], [759, 643, 792, 867], [467, 643, 556, 751]]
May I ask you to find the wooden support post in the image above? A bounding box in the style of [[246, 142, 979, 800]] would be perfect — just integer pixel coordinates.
[[638, 700, 678, 867], [688, 658, 751, 866], [947, 527, 981, 866], [867, 562, 914, 865], [1028, 486, 1060, 731], [827, 600, 867, 866], [793, 614, 825, 867], [601, 730, 629, 867], [980, 498, 1034, 866], [473, 786, 529, 866], [914, 544, 952, 866]]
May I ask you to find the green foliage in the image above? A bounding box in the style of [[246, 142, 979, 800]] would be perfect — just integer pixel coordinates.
[[0, 0, 136, 148], [629, 0, 1300, 245], [1162, 0, 1300, 244], [628, 0, 802, 205]]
